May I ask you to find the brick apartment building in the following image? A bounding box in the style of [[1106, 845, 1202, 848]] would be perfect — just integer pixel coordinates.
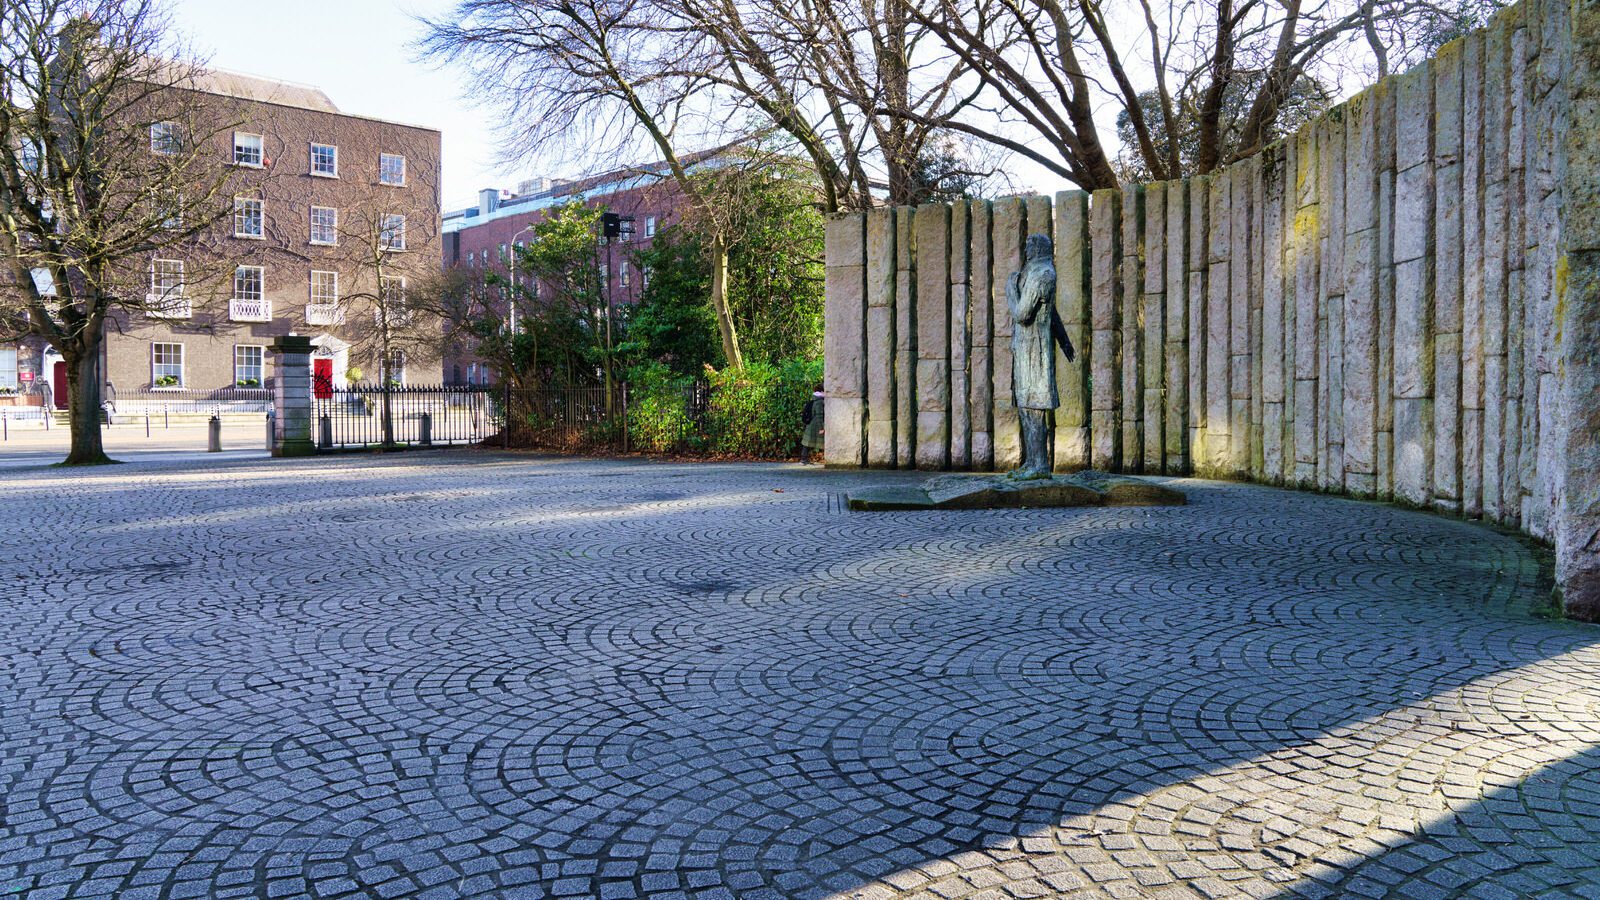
[[4, 68, 441, 404], [440, 162, 692, 384]]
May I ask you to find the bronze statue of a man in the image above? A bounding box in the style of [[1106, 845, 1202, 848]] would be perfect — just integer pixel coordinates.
[[1006, 233, 1075, 480]]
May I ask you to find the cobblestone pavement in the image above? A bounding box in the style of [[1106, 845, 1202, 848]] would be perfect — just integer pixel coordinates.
[[3, 452, 1599, 900]]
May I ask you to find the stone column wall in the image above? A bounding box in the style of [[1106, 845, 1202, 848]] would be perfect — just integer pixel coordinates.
[[1557, 0, 1600, 618], [819, 0, 1597, 616], [269, 335, 315, 458]]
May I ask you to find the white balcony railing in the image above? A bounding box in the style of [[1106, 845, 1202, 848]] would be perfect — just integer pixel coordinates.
[[306, 303, 344, 326], [145, 295, 192, 319], [229, 298, 271, 322]]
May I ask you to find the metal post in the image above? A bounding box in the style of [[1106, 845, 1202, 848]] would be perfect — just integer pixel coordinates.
[[420, 412, 433, 447], [605, 237, 617, 415], [319, 415, 332, 450], [145, 413, 150, 438], [208, 415, 221, 452], [163, 407, 168, 430], [266, 408, 275, 450]]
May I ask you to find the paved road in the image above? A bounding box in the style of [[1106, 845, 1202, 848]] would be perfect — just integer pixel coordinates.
[[2, 452, 1597, 899]]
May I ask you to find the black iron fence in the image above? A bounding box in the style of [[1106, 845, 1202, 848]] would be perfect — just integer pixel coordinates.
[[301, 374, 811, 458], [313, 385, 497, 450], [503, 385, 630, 452]]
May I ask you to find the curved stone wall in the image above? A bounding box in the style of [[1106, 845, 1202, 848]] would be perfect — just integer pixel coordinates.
[[822, 0, 1600, 615]]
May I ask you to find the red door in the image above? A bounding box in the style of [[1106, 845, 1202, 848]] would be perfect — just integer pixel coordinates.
[[52, 361, 68, 409], [313, 358, 334, 399]]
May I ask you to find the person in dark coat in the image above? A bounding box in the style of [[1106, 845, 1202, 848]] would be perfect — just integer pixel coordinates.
[[800, 388, 825, 464]]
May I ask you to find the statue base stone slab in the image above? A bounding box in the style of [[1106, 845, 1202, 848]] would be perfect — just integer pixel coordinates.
[[846, 470, 1186, 511]]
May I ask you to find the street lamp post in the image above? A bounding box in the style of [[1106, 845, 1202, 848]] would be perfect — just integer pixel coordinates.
[[508, 224, 537, 340], [599, 213, 635, 412]]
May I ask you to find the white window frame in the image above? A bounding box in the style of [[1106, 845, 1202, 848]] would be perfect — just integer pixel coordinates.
[[309, 206, 338, 245], [151, 342, 184, 387], [233, 196, 264, 238], [380, 214, 406, 251], [382, 349, 406, 385], [19, 139, 42, 175], [0, 348, 18, 391], [379, 153, 406, 186], [150, 122, 181, 156], [310, 270, 339, 305], [150, 258, 184, 299], [380, 275, 406, 306], [620, 261, 630, 287], [644, 215, 657, 237], [151, 187, 183, 230], [234, 345, 265, 387], [31, 267, 57, 297], [233, 132, 263, 167], [309, 143, 338, 177], [234, 265, 264, 302]]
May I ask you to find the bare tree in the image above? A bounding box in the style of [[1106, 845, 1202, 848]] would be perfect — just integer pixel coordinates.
[[656, 0, 984, 210], [538, 0, 999, 210], [421, 0, 759, 369], [0, 0, 238, 464], [909, 0, 1478, 188], [768, 0, 995, 206]]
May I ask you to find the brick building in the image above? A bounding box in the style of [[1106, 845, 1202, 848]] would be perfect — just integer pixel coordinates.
[[6, 68, 441, 404], [439, 161, 691, 384]]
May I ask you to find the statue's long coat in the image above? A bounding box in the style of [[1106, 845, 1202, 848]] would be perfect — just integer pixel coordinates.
[[1007, 254, 1059, 410]]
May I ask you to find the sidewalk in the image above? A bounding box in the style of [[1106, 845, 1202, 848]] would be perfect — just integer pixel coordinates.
[[0, 420, 271, 465]]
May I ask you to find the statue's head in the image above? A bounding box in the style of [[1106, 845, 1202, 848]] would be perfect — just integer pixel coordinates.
[[1025, 233, 1052, 260]]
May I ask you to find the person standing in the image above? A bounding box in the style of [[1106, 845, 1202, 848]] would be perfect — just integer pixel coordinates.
[[800, 388, 825, 464]]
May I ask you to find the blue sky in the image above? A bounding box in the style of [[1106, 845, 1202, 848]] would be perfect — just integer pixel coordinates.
[[166, 0, 507, 212]]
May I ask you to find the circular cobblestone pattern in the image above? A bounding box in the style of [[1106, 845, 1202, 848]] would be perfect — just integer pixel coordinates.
[[3, 452, 1599, 900]]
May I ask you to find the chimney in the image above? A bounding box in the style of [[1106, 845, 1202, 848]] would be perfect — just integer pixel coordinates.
[[479, 188, 500, 218]]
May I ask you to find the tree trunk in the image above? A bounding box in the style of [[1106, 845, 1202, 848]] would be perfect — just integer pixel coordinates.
[[380, 353, 395, 448], [709, 233, 744, 369], [381, 384, 395, 448], [62, 349, 112, 465]]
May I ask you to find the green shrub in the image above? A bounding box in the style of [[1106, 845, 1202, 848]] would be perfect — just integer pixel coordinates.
[[704, 358, 821, 457], [625, 362, 696, 452]]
